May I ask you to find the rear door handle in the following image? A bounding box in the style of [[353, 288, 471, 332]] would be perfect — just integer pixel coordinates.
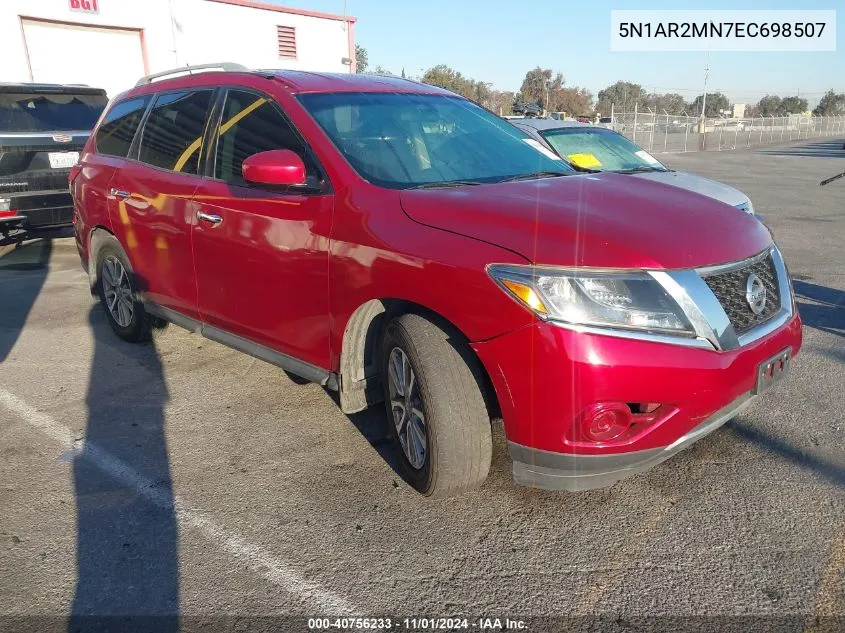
[[109, 188, 130, 199], [197, 210, 223, 226]]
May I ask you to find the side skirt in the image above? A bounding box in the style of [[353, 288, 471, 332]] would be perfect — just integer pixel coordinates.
[[144, 302, 338, 390]]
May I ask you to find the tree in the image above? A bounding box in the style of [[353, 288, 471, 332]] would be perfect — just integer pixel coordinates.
[[554, 86, 593, 116], [757, 94, 808, 116], [645, 92, 687, 115], [490, 90, 515, 115], [422, 65, 468, 95], [596, 81, 648, 113], [756, 95, 781, 116], [370, 65, 393, 76], [812, 90, 845, 116], [690, 92, 731, 117], [779, 96, 808, 115], [354, 44, 368, 74], [519, 67, 561, 108], [421, 65, 495, 108]]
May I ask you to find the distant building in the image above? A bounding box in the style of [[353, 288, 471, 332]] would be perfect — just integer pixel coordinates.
[[733, 103, 747, 118], [0, 0, 356, 98]]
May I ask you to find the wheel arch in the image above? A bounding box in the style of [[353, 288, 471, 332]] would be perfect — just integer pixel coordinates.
[[337, 298, 500, 421], [86, 225, 117, 295]]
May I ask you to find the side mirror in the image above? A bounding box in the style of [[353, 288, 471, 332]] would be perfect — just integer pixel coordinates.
[[242, 149, 306, 187]]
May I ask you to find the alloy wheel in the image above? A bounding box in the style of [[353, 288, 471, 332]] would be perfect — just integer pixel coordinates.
[[387, 347, 427, 470], [101, 255, 134, 328]]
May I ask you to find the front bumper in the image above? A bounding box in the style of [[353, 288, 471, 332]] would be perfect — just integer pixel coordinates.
[[472, 311, 802, 491], [509, 391, 754, 491]]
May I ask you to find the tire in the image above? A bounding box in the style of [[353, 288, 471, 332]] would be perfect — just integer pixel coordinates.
[[95, 236, 153, 343], [381, 313, 492, 497]]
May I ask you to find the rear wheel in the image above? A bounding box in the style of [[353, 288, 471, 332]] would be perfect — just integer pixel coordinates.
[[381, 314, 492, 497], [95, 237, 153, 343]]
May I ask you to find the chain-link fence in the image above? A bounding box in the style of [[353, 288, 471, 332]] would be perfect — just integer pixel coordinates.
[[608, 110, 845, 153]]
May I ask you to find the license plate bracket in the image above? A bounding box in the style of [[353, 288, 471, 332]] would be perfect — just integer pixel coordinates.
[[754, 347, 791, 395]]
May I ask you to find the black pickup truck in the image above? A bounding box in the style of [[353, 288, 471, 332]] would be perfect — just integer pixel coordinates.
[[1, 83, 108, 245]]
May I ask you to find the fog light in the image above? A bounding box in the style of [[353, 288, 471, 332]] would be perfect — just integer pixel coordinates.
[[582, 403, 632, 442]]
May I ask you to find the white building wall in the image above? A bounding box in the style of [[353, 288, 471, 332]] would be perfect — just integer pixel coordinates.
[[0, 0, 354, 98], [173, 0, 353, 74]]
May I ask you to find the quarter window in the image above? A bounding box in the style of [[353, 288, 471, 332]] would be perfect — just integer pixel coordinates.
[[214, 89, 317, 188], [138, 90, 213, 173], [95, 96, 150, 158]]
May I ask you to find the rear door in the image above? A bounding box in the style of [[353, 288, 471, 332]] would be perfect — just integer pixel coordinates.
[[191, 88, 333, 370], [73, 94, 151, 256], [0, 86, 107, 227], [107, 89, 214, 319]]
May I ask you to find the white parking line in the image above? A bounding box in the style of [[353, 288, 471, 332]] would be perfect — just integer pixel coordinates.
[[0, 387, 357, 615]]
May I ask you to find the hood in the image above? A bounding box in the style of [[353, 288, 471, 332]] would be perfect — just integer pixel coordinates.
[[630, 170, 749, 208], [399, 173, 771, 270]]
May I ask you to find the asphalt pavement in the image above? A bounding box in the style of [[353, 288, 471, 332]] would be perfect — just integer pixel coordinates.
[[0, 137, 843, 633]]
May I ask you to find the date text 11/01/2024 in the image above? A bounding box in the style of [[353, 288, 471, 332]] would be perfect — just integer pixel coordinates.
[[308, 618, 527, 630]]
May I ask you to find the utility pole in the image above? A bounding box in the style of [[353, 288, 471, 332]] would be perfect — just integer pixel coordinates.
[[700, 49, 711, 120], [698, 48, 711, 149]]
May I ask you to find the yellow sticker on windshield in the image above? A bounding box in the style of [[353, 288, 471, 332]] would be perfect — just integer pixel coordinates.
[[567, 153, 602, 168]]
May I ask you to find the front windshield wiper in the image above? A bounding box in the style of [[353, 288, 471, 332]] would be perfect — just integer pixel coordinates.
[[498, 171, 572, 183], [616, 166, 667, 174], [409, 180, 483, 190]]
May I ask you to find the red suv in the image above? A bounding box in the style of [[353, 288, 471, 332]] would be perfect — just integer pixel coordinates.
[[71, 66, 802, 497]]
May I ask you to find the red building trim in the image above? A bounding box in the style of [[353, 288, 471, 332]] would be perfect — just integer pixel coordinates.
[[205, 0, 357, 23]]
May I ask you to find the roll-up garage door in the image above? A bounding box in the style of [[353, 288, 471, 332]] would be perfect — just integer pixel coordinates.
[[22, 19, 146, 99]]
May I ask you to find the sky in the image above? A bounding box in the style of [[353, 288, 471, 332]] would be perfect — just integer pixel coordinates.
[[272, 0, 843, 108]]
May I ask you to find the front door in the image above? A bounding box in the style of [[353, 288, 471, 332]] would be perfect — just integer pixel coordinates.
[[108, 89, 214, 318], [192, 89, 333, 370]]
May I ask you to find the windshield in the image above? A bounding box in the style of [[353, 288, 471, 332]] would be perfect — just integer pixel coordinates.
[[540, 127, 668, 172], [0, 92, 107, 133], [298, 92, 572, 188]]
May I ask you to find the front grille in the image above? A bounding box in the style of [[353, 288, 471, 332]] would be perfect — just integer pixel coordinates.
[[702, 253, 781, 335]]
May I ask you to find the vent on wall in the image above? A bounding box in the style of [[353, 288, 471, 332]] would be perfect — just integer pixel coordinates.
[[277, 25, 297, 59]]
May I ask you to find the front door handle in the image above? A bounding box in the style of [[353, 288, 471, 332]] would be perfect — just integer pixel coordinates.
[[197, 210, 223, 226], [109, 188, 130, 199]]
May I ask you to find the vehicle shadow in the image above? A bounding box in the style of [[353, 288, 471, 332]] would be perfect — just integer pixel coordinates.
[[68, 306, 178, 633], [792, 279, 844, 339], [0, 239, 52, 363], [759, 138, 845, 159], [323, 389, 405, 481], [725, 419, 845, 488]]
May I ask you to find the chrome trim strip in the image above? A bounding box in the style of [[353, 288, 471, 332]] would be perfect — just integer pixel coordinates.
[[770, 246, 794, 316], [651, 270, 736, 351], [696, 247, 771, 277], [737, 308, 792, 347], [0, 130, 91, 138], [546, 319, 713, 349], [143, 302, 338, 389]]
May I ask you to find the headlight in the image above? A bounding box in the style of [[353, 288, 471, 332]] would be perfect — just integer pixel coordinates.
[[488, 264, 695, 336]]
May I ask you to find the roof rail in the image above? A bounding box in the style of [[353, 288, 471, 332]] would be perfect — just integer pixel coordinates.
[[135, 63, 250, 87]]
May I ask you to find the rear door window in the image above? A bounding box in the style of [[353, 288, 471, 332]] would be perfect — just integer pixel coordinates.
[[95, 96, 151, 158], [137, 90, 213, 174], [0, 91, 107, 133]]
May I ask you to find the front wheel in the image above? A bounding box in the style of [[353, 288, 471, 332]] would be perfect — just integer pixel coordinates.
[[381, 314, 492, 497]]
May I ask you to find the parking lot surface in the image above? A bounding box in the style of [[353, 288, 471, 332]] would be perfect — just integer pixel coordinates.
[[1, 137, 843, 632]]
